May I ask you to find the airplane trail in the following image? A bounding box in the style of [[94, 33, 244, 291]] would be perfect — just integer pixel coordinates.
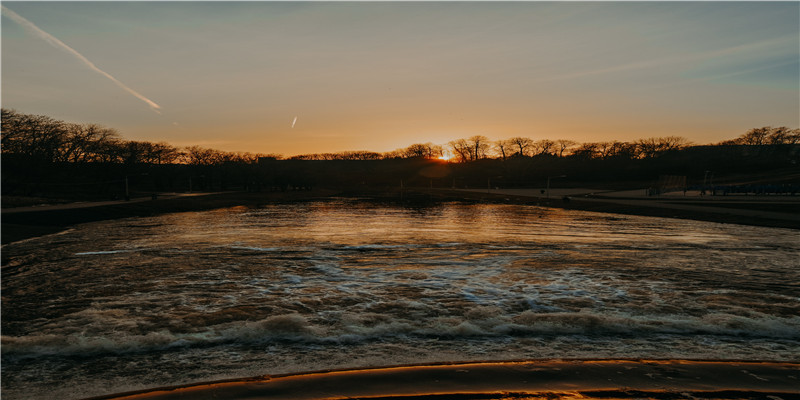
[[2, 6, 162, 114], [292, 116, 297, 128]]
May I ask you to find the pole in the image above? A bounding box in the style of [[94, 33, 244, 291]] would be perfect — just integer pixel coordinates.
[[546, 177, 550, 199]]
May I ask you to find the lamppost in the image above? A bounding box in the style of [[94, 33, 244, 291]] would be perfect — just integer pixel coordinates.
[[546, 175, 567, 199]]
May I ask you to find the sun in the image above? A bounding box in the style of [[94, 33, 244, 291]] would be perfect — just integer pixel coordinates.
[[437, 151, 453, 161]]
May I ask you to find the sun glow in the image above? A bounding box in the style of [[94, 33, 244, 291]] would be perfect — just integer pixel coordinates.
[[438, 151, 453, 161]]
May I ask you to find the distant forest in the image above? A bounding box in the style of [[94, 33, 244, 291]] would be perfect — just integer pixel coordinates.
[[2, 108, 798, 201]]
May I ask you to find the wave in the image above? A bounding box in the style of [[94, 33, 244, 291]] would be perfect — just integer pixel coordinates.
[[3, 310, 798, 360]]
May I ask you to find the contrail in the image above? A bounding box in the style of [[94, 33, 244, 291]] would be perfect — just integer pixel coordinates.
[[1, 6, 162, 113], [292, 116, 297, 128]]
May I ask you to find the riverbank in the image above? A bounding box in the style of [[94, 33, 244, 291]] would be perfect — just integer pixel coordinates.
[[3, 186, 798, 245], [1, 189, 341, 245], [86, 360, 800, 400], [425, 188, 800, 231]]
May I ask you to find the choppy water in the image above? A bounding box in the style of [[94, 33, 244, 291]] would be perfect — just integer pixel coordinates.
[[2, 200, 799, 399]]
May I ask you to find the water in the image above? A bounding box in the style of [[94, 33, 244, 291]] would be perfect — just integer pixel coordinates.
[[2, 200, 799, 399]]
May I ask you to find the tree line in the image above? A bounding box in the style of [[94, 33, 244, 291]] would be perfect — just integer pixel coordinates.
[[2, 108, 798, 202], [0, 109, 277, 166], [4, 109, 798, 166]]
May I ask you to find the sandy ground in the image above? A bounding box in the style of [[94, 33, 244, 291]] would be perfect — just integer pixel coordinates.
[[85, 360, 800, 400]]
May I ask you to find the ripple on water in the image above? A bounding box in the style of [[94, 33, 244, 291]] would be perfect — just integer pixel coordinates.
[[1, 201, 799, 400]]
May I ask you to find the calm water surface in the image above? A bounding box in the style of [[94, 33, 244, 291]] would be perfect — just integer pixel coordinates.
[[2, 201, 799, 399]]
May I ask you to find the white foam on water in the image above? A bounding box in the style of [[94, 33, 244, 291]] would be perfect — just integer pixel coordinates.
[[3, 201, 800, 400]]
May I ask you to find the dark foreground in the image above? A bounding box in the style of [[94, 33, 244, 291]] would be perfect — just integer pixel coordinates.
[[86, 360, 800, 400]]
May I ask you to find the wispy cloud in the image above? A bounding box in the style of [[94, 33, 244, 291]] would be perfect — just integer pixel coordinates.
[[535, 35, 799, 84], [1, 5, 162, 114]]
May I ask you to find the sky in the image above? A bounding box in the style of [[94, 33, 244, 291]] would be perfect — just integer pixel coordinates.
[[2, 1, 798, 156]]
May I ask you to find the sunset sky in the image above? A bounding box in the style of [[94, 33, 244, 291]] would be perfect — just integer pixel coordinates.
[[2, 1, 798, 156]]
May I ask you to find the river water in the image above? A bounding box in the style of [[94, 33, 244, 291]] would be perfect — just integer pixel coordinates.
[[2, 200, 799, 399]]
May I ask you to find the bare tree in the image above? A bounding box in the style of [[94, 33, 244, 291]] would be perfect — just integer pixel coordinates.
[[636, 136, 690, 158], [468, 135, 491, 160], [60, 123, 120, 163], [508, 136, 533, 157], [448, 138, 472, 162], [766, 127, 800, 145], [722, 127, 800, 145], [532, 139, 556, 156], [555, 139, 577, 157], [401, 143, 442, 159], [572, 142, 600, 159], [607, 141, 637, 159], [1, 108, 68, 162], [185, 146, 224, 165], [495, 139, 512, 160]]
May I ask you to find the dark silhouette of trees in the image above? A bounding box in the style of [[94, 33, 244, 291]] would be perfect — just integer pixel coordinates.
[[289, 151, 383, 161], [495, 139, 512, 160], [394, 143, 442, 159], [635, 136, 691, 158], [2, 108, 796, 201], [719, 127, 800, 146], [1, 109, 68, 163], [448, 135, 491, 162], [532, 139, 556, 156], [508, 137, 533, 157], [59, 124, 121, 163], [555, 139, 577, 157]]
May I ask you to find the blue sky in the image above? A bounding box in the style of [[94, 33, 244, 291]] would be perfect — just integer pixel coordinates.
[[2, 2, 798, 155]]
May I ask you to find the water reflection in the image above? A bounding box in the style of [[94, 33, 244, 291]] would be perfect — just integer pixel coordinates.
[[1, 201, 799, 400]]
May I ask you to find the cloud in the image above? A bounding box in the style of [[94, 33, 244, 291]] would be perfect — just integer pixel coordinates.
[[1, 5, 162, 114]]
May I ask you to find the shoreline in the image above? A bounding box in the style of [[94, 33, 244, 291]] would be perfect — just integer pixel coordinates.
[[3, 187, 798, 245], [83, 359, 800, 400], [1, 189, 342, 245], [425, 188, 800, 231]]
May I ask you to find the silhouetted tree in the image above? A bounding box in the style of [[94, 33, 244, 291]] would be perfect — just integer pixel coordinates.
[[555, 139, 577, 157], [636, 136, 690, 158], [448, 139, 472, 162], [184, 146, 224, 165], [495, 139, 512, 160], [571, 142, 600, 159], [1, 109, 67, 163], [401, 143, 442, 159], [59, 123, 121, 163], [468, 135, 492, 160], [720, 127, 800, 146], [508, 136, 533, 156], [532, 139, 556, 156]]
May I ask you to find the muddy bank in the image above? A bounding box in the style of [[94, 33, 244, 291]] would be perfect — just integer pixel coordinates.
[[1, 189, 341, 245], [86, 360, 800, 400]]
